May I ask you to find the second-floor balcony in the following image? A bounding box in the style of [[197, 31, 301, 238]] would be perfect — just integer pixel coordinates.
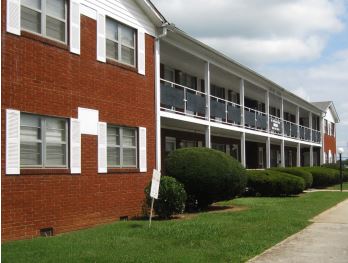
[[160, 78, 322, 144]]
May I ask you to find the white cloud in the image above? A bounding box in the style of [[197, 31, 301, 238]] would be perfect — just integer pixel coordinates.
[[153, 0, 346, 65]]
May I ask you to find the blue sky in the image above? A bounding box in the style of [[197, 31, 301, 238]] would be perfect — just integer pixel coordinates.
[[152, 0, 348, 157]]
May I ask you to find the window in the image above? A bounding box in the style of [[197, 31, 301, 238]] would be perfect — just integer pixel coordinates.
[[106, 17, 136, 66], [20, 113, 68, 168], [211, 85, 225, 99], [107, 126, 137, 168], [179, 140, 195, 148], [330, 122, 335, 136], [165, 137, 176, 154], [21, 0, 67, 43], [212, 143, 226, 153]]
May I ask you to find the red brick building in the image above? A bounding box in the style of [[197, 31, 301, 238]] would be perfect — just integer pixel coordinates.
[[2, 0, 165, 241], [312, 102, 340, 163]]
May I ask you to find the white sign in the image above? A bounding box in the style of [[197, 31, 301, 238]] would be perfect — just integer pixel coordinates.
[[150, 169, 161, 199]]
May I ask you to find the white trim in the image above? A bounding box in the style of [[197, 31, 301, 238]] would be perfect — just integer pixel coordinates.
[[155, 38, 161, 171], [7, 0, 21, 35], [98, 122, 107, 173], [6, 109, 20, 174]]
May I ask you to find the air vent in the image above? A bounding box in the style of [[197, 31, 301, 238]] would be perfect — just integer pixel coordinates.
[[40, 227, 53, 237], [120, 216, 128, 221]]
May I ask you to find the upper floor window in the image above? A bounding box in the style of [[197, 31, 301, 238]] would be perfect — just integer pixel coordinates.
[[21, 0, 67, 43], [20, 113, 68, 168], [106, 17, 136, 67], [107, 126, 137, 168], [330, 122, 335, 136]]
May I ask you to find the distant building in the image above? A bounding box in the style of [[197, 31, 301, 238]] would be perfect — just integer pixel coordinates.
[[312, 101, 340, 164]]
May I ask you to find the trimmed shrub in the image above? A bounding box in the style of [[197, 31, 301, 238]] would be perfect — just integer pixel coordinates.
[[301, 167, 341, 188], [246, 170, 305, 196], [269, 167, 313, 188], [145, 176, 187, 219], [165, 148, 247, 210], [321, 164, 348, 181]]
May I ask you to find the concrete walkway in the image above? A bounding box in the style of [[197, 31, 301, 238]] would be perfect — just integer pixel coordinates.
[[248, 198, 348, 263]]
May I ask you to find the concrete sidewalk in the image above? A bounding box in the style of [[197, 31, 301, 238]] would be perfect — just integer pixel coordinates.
[[248, 198, 348, 263]]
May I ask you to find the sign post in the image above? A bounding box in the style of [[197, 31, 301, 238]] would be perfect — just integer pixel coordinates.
[[149, 169, 161, 228]]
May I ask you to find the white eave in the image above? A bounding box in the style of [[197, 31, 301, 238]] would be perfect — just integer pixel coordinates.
[[135, 0, 167, 27]]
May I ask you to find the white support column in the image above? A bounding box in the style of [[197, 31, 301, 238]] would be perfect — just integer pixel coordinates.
[[154, 39, 161, 172], [241, 132, 246, 167], [297, 143, 301, 167], [265, 91, 270, 133], [296, 106, 300, 139], [240, 79, 245, 127], [310, 145, 314, 167], [205, 125, 211, 148], [309, 112, 313, 142], [320, 114, 325, 164], [205, 62, 211, 121], [281, 97, 284, 136], [281, 139, 285, 167], [266, 137, 271, 168]]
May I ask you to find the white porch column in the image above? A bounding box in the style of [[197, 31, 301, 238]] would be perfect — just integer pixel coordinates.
[[309, 112, 313, 142], [310, 145, 314, 167], [281, 97, 284, 136], [297, 143, 301, 167], [320, 114, 325, 164], [296, 106, 300, 139], [240, 79, 245, 127], [281, 139, 285, 167], [205, 125, 211, 148], [266, 137, 271, 168], [154, 39, 161, 171], [241, 132, 246, 167], [205, 62, 211, 121], [265, 91, 270, 133]]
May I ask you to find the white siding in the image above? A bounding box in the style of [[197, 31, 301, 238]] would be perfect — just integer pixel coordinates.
[[325, 107, 336, 123], [81, 0, 156, 36]]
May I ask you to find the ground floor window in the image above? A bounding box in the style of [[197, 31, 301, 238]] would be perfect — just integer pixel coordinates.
[[20, 113, 68, 168], [107, 126, 137, 168]]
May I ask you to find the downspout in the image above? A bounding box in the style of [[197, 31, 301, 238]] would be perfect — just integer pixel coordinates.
[[154, 24, 168, 172]]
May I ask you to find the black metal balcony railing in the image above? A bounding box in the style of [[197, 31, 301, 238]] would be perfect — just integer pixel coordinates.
[[160, 78, 321, 144]]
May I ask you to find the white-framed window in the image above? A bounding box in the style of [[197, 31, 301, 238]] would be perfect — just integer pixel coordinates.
[[258, 147, 264, 168], [20, 113, 68, 168], [231, 144, 239, 160], [179, 140, 195, 148], [107, 126, 137, 168], [21, 0, 67, 43], [165, 137, 176, 154], [212, 143, 226, 153], [106, 17, 136, 67]]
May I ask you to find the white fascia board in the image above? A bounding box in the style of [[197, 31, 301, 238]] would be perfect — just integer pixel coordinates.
[[160, 111, 322, 147]]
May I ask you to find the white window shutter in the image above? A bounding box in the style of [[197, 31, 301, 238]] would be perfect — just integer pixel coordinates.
[[6, 0, 21, 35], [70, 118, 81, 174], [6, 109, 20, 175], [137, 30, 145, 75], [97, 12, 106, 62], [139, 127, 147, 172], [70, 0, 80, 54], [98, 122, 107, 173]]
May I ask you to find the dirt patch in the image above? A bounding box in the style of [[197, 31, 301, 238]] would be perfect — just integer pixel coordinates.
[[168, 204, 248, 221]]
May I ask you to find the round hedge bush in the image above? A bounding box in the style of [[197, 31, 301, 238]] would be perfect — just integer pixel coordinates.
[[246, 170, 305, 196], [145, 176, 187, 219], [165, 148, 247, 210], [301, 167, 341, 188], [269, 167, 313, 188]]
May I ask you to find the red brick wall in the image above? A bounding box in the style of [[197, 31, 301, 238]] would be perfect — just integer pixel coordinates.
[[324, 134, 336, 155], [1, 5, 156, 241]]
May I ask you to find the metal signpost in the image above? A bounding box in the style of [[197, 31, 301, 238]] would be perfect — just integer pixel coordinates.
[[149, 169, 161, 227]]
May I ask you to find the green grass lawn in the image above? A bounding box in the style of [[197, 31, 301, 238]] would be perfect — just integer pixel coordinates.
[[327, 182, 348, 190], [2, 192, 348, 263]]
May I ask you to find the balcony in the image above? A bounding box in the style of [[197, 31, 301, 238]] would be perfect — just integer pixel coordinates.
[[160, 78, 321, 144]]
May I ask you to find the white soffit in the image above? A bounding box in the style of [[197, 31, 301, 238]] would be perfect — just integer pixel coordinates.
[[78, 107, 99, 135]]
